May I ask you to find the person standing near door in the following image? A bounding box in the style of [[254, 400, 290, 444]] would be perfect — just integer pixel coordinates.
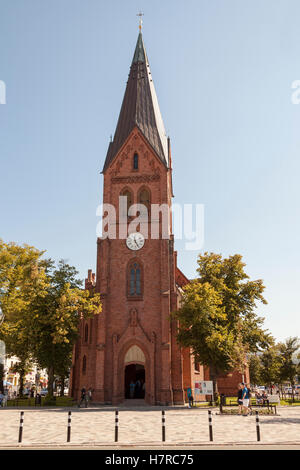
[[135, 378, 141, 398], [129, 381, 135, 399]]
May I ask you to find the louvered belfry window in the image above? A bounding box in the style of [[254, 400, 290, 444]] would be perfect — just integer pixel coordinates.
[[120, 188, 133, 217]]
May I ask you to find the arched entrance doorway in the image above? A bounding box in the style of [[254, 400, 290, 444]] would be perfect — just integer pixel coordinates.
[[124, 345, 146, 399]]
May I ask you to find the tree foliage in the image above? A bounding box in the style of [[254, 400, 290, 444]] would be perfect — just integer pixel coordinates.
[[173, 252, 273, 379], [0, 241, 102, 397], [259, 346, 282, 387], [0, 240, 47, 394], [248, 353, 263, 386], [248, 338, 300, 396], [30, 259, 101, 396]]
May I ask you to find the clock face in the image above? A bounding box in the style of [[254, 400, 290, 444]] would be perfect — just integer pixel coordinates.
[[126, 232, 145, 251]]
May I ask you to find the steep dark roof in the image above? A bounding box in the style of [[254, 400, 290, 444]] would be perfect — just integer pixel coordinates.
[[102, 33, 168, 172]]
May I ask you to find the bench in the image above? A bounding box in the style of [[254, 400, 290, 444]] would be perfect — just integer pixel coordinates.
[[221, 399, 277, 415]]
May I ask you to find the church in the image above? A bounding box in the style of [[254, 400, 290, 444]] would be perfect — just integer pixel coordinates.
[[69, 28, 247, 405]]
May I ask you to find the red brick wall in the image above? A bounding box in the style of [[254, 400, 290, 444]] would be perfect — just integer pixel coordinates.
[[71, 128, 184, 405], [70, 127, 249, 405], [217, 367, 250, 397]]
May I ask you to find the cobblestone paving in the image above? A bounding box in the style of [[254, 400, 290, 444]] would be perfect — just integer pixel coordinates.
[[0, 406, 299, 447]]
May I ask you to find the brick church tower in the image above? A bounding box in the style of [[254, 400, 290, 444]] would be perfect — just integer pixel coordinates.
[[69, 31, 248, 405]]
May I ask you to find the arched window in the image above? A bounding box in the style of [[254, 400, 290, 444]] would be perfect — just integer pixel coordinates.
[[138, 187, 150, 216], [133, 153, 139, 170], [127, 260, 143, 298], [120, 188, 133, 217], [82, 355, 87, 374], [84, 324, 88, 343]]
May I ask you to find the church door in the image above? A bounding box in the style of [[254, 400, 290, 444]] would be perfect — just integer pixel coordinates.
[[124, 364, 145, 399]]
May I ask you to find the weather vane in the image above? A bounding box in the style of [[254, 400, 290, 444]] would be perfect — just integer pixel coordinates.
[[137, 11, 144, 32]]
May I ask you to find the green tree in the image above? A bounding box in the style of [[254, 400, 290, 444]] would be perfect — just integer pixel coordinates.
[[0, 242, 102, 400], [172, 252, 273, 396], [0, 240, 48, 320], [278, 337, 300, 401], [259, 346, 282, 391], [248, 354, 263, 386], [29, 260, 101, 399], [0, 240, 48, 395], [1, 321, 33, 396]]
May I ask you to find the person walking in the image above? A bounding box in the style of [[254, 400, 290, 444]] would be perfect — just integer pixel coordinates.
[[78, 387, 87, 408], [242, 383, 250, 416], [187, 387, 194, 408], [248, 387, 253, 415], [237, 383, 243, 415], [87, 387, 93, 406]]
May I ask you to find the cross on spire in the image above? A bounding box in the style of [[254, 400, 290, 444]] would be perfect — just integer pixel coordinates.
[[137, 11, 144, 31]]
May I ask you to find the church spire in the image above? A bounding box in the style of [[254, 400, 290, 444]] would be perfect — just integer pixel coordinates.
[[103, 30, 169, 172]]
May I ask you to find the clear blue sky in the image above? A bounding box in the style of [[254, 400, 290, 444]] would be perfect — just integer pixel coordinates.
[[1, 0, 300, 343]]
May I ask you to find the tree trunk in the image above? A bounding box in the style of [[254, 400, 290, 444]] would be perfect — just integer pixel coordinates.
[[209, 366, 219, 405], [47, 366, 55, 397], [60, 376, 65, 397], [0, 363, 4, 393], [291, 384, 295, 403], [19, 368, 25, 397]]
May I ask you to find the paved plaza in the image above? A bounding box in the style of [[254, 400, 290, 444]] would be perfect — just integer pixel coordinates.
[[0, 405, 300, 448]]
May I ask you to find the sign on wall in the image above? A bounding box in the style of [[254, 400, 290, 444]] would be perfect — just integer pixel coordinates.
[[194, 381, 213, 395]]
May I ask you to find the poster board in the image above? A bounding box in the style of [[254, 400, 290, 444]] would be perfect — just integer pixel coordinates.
[[194, 381, 214, 397]]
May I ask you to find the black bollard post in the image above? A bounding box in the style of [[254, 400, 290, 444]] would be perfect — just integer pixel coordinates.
[[255, 411, 261, 441], [162, 410, 166, 442], [18, 411, 24, 443], [115, 410, 119, 442], [208, 410, 213, 442], [67, 411, 71, 442]]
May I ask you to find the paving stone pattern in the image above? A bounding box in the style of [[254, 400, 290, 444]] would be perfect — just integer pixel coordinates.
[[0, 406, 299, 446]]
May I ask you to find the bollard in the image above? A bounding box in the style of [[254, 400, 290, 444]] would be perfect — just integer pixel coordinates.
[[162, 410, 166, 442], [208, 410, 213, 442], [115, 410, 119, 442], [255, 411, 261, 441], [18, 411, 24, 443], [67, 411, 71, 442]]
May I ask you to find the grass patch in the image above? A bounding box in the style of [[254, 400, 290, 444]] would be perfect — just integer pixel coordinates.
[[193, 402, 213, 407], [6, 396, 75, 407], [220, 408, 274, 415], [280, 399, 300, 406]]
